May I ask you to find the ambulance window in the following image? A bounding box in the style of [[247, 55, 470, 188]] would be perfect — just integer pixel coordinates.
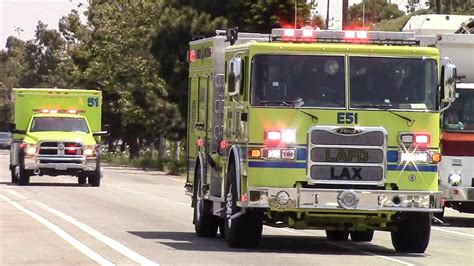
[[30, 117, 89, 133]]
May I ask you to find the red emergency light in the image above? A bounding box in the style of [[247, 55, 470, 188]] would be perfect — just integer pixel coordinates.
[[271, 28, 419, 46], [33, 109, 85, 114]]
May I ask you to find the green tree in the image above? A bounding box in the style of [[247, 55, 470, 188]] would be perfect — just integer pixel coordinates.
[[425, 0, 474, 14], [349, 0, 405, 27], [76, 1, 184, 158], [0, 38, 26, 130]]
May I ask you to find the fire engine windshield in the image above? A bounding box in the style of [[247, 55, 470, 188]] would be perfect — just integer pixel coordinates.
[[443, 89, 474, 132], [349, 57, 438, 110], [251, 55, 345, 107], [30, 117, 89, 133]]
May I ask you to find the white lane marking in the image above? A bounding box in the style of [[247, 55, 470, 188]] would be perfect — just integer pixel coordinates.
[[6, 189, 29, 200], [99, 183, 188, 207], [432, 227, 474, 239], [29, 200, 160, 266], [327, 241, 414, 266], [278, 228, 414, 266], [0, 194, 114, 266], [279, 228, 299, 234]]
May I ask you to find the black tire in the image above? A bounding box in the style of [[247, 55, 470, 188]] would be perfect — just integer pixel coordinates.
[[218, 220, 225, 238], [193, 165, 218, 237], [350, 230, 374, 242], [10, 165, 19, 183], [88, 160, 101, 187], [391, 213, 431, 253], [326, 230, 349, 241], [433, 207, 445, 221], [224, 162, 263, 248], [78, 176, 87, 185], [18, 154, 30, 186]]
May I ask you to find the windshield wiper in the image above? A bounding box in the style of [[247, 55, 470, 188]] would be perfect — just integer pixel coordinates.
[[259, 99, 319, 122], [357, 103, 415, 127], [260, 100, 301, 106]]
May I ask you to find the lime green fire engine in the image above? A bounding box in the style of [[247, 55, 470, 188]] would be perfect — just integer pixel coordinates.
[[185, 28, 457, 252]]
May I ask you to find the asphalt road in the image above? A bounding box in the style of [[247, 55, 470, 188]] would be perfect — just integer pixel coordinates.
[[1, 150, 473, 265]]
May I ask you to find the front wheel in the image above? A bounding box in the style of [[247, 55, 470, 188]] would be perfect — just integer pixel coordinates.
[[10, 165, 19, 183], [18, 156, 30, 186], [193, 165, 218, 237], [88, 163, 101, 187], [224, 163, 263, 248], [391, 213, 431, 253]]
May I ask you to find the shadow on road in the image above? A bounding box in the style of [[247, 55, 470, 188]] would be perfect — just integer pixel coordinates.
[[0, 181, 89, 187], [128, 231, 423, 258], [435, 216, 474, 228]]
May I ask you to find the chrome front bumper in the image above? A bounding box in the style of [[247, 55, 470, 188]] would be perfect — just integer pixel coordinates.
[[241, 187, 442, 212], [441, 186, 474, 202], [24, 155, 98, 172]]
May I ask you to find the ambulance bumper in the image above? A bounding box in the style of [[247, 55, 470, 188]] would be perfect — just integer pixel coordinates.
[[240, 187, 443, 212]]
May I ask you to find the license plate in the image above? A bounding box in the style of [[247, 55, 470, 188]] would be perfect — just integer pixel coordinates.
[[310, 165, 383, 182]]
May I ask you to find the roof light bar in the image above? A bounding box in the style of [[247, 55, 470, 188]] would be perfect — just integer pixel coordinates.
[[271, 29, 419, 46], [33, 109, 85, 114]]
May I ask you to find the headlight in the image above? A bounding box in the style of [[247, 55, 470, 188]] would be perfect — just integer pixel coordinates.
[[448, 173, 462, 186], [399, 151, 431, 164], [83, 146, 96, 156], [25, 144, 37, 156], [262, 148, 296, 160]]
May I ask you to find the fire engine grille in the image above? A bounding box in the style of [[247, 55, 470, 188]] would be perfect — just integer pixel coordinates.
[[310, 130, 384, 146], [38, 141, 83, 156], [307, 126, 387, 185]]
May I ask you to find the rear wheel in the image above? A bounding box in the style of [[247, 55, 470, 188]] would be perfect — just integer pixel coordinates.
[[391, 213, 431, 253], [193, 165, 218, 237], [224, 162, 263, 248], [78, 176, 87, 185], [350, 230, 374, 242], [326, 230, 349, 241]]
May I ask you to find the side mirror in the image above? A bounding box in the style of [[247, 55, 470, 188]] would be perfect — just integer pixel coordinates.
[[228, 57, 242, 97], [9, 123, 26, 135], [93, 131, 109, 137], [441, 63, 457, 103]]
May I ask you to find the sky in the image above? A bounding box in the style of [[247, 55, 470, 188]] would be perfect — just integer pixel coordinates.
[[0, 0, 419, 49], [315, 0, 426, 29], [0, 0, 87, 49]]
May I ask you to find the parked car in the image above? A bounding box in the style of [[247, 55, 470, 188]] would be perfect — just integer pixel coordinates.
[[0, 132, 12, 149]]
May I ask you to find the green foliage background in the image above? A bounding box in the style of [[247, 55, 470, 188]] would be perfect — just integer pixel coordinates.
[[0, 0, 471, 154]]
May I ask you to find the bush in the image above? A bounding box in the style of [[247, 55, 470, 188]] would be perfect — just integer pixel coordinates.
[[167, 160, 186, 175], [101, 151, 186, 175]]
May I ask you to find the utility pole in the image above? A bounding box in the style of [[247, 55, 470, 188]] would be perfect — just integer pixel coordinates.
[[435, 0, 443, 13], [342, 0, 349, 29], [295, 0, 297, 29], [326, 0, 330, 29]]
